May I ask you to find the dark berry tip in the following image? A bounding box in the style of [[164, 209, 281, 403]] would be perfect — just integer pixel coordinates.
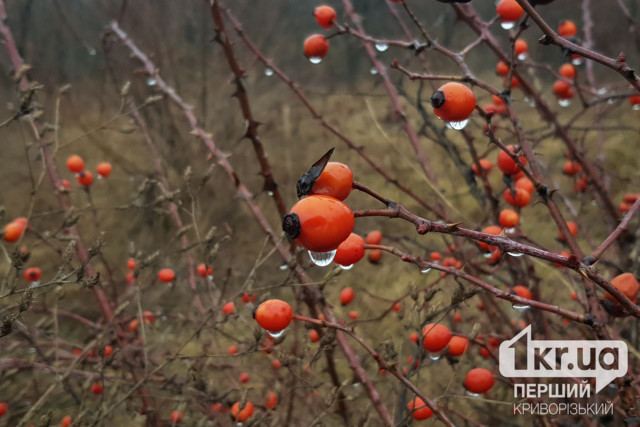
[[282, 213, 301, 240], [431, 90, 445, 109]]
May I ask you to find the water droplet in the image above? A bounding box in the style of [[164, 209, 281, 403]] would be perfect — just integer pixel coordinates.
[[339, 264, 354, 270], [268, 329, 285, 338], [571, 57, 583, 66], [507, 251, 524, 257], [29, 281, 40, 288], [207, 275, 214, 282], [146, 77, 157, 86], [500, 21, 516, 30], [597, 87, 608, 95], [28, 347, 36, 354], [369, 67, 378, 75], [633, 104, 640, 111], [279, 264, 288, 271], [309, 57, 322, 64], [505, 227, 516, 235], [606, 98, 614, 105], [558, 99, 571, 107], [517, 53, 527, 61], [512, 303, 531, 310], [308, 249, 337, 267], [446, 119, 468, 130], [421, 267, 431, 274], [375, 43, 389, 52], [264, 68, 274, 77], [353, 382, 361, 389], [483, 252, 493, 259], [429, 354, 441, 361], [528, 98, 536, 108], [96, 175, 103, 180], [466, 391, 481, 397], [267, 191, 274, 196], [591, 200, 597, 206], [88, 48, 97, 56]]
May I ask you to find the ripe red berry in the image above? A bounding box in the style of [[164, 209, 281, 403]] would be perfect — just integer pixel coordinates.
[[24, 267, 41, 282], [422, 323, 452, 353], [431, 83, 476, 122], [157, 268, 175, 283], [558, 20, 577, 37], [143, 310, 155, 324], [309, 329, 320, 342], [559, 63, 576, 79], [558, 221, 578, 241], [410, 332, 419, 343], [170, 410, 183, 423], [503, 188, 531, 208], [239, 372, 250, 383], [271, 359, 282, 370], [624, 193, 640, 204], [61, 415, 72, 427], [310, 162, 353, 201], [340, 287, 355, 305], [407, 397, 433, 420], [368, 249, 383, 263], [196, 263, 212, 278], [129, 319, 139, 332], [453, 312, 462, 323], [303, 34, 329, 59], [0, 402, 7, 416], [231, 401, 254, 422], [472, 158, 493, 176], [515, 39, 528, 56], [392, 302, 401, 312], [3, 218, 27, 242], [91, 381, 103, 394], [499, 209, 519, 228], [497, 145, 527, 175], [496, 61, 510, 76], [365, 230, 383, 245], [515, 176, 534, 194], [447, 336, 469, 356], [265, 392, 278, 410], [104, 345, 113, 356], [553, 79, 573, 100], [430, 251, 442, 261], [222, 301, 235, 315], [464, 368, 495, 394], [228, 345, 238, 355], [77, 170, 94, 187], [348, 311, 359, 319], [333, 233, 365, 267], [478, 225, 502, 252], [562, 161, 581, 176], [126, 272, 134, 285], [604, 272, 640, 304], [66, 155, 85, 173], [255, 299, 293, 332], [96, 162, 112, 178], [127, 258, 136, 270], [512, 285, 532, 300], [496, 0, 524, 23], [283, 195, 354, 252], [314, 5, 336, 29]]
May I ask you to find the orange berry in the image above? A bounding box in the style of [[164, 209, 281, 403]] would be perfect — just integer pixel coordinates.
[[242, 293, 256, 303], [629, 95, 640, 106], [407, 397, 433, 420], [231, 402, 254, 422], [314, 5, 337, 29], [24, 267, 41, 281], [157, 268, 175, 283], [0, 402, 7, 416], [496, 61, 510, 76], [365, 230, 383, 245], [91, 381, 103, 394], [239, 372, 250, 383], [61, 415, 72, 427], [127, 258, 136, 270], [143, 310, 154, 324], [333, 233, 365, 267], [562, 161, 581, 176], [3, 220, 25, 242], [447, 336, 469, 356], [558, 20, 577, 37], [410, 332, 419, 343], [496, 0, 524, 22], [478, 225, 502, 252], [309, 329, 320, 342], [472, 158, 493, 176], [559, 63, 576, 79], [553, 80, 573, 99], [104, 345, 113, 356], [499, 209, 519, 228], [77, 170, 94, 187], [303, 34, 329, 59], [222, 301, 235, 315], [487, 249, 501, 265], [340, 287, 355, 305], [271, 359, 282, 370], [265, 392, 278, 410], [368, 249, 383, 263], [623, 193, 640, 204], [570, 290, 577, 300], [512, 285, 532, 300], [514, 39, 528, 55], [283, 195, 354, 253], [392, 302, 401, 312], [430, 251, 442, 261], [348, 310, 358, 319], [196, 263, 212, 278], [310, 162, 353, 201], [170, 410, 183, 423], [453, 312, 462, 323], [431, 83, 476, 122], [66, 155, 85, 173], [96, 162, 112, 178], [515, 177, 534, 194], [558, 221, 578, 241], [497, 145, 527, 175], [553, 250, 570, 268], [503, 188, 531, 208], [228, 345, 238, 355], [129, 319, 139, 332], [464, 368, 495, 393], [422, 323, 451, 353], [604, 272, 640, 304], [255, 299, 293, 332], [126, 272, 134, 285]]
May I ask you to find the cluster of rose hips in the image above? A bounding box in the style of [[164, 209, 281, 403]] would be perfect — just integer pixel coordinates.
[[303, 5, 337, 62], [66, 154, 112, 188]]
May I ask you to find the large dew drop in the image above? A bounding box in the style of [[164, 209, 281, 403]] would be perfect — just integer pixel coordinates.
[[446, 119, 469, 130], [517, 53, 527, 61], [339, 264, 354, 270], [146, 77, 157, 86], [375, 43, 389, 52], [308, 249, 337, 267], [421, 267, 431, 274], [429, 354, 441, 361], [466, 391, 481, 397], [265, 68, 274, 77], [512, 303, 531, 311], [500, 21, 516, 30], [88, 48, 97, 56], [369, 67, 378, 75], [268, 329, 285, 338], [571, 57, 583, 66], [278, 264, 288, 271], [558, 99, 571, 108], [505, 227, 516, 235], [309, 57, 322, 64], [507, 251, 524, 257], [633, 104, 640, 111]]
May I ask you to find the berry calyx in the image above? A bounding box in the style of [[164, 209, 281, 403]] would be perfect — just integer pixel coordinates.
[[24, 267, 42, 282]]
